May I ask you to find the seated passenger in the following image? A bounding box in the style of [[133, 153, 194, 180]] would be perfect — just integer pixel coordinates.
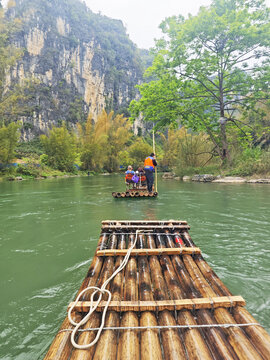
[[125, 165, 134, 183], [137, 167, 147, 184]]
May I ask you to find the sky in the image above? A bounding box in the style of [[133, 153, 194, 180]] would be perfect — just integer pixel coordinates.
[[85, 0, 213, 49], [85, 0, 270, 49]]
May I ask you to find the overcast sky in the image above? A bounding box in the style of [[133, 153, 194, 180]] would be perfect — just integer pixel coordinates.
[[85, 0, 212, 49], [85, 0, 270, 49]]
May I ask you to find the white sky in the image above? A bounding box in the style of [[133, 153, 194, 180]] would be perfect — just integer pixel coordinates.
[[85, 0, 270, 49], [85, 0, 212, 49]]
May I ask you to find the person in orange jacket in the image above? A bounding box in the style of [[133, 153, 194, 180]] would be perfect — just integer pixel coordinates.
[[144, 153, 157, 193]]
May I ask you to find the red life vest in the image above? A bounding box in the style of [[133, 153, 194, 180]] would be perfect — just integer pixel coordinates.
[[140, 175, 146, 182], [125, 173, 134, 181]]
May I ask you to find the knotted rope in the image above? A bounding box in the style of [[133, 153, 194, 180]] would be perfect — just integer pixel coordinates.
[[68, 230, 142, 349]]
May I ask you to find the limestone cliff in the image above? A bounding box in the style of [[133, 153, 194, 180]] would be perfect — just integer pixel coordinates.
[[5, 0, 143, 139]]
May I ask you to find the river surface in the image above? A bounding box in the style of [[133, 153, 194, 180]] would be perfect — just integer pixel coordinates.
[[0, 175, 269, 359]]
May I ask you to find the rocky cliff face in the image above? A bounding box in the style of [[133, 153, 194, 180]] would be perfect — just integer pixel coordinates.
[[5, 0, 143, 140]]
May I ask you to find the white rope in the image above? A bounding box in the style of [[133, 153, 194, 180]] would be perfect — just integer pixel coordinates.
[[59, 322, 261, 335], [68, 230, 142, 349]]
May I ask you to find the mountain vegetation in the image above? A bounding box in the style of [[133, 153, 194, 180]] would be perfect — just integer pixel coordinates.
[[1, 0, 270, 179], [1, 0, 144, 138]]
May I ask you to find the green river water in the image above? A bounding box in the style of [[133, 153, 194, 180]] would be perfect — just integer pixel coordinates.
[[0, 175, 269, 359]]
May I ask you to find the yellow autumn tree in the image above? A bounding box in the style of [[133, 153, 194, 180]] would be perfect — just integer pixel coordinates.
[[161, 127, 213, 169], [79, 110, 131, 172]]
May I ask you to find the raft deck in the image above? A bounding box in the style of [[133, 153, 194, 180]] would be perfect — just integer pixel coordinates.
[[44, 220, 270, 360]]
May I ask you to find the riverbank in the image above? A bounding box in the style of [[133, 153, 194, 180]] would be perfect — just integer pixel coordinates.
[[163, 172, 270, 184]]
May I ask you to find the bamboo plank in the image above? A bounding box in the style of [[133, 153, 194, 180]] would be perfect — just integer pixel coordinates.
[[117, 234, 140, 360], [167, 232, 238, 360], [154, 233, 214, 360], [102, 220, 188, 224], [102, 224, 190, 230], [68, 296, 245, 313], [185, 228, 270, 359], [137, 234, 163, 360], [181, 231, 264, 360], [96, 247, 201, 257], [146, 234, 186, 360], [92, 234, 125, 360]]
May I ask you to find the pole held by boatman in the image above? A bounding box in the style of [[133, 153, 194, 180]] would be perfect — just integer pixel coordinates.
[[144, 153, 157, 193]]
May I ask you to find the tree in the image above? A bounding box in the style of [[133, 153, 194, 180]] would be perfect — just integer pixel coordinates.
[[160, 127, 214, 169], [79, 110, 132, 172], [40, 123, 77, 172], [78, 113, 108, 171], [0, 122, 20, 164], [130, 0, 270, 165], [124, 138, 153, 169]]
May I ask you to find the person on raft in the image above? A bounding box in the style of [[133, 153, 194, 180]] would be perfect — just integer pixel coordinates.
[[125, 165, 134, 183], [144, 153, 157, 193], [125, 165, 137, 188]]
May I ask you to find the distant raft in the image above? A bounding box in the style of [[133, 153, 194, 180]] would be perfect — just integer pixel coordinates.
[[112, 189, 158, 198], [44, 220, 270, 360]]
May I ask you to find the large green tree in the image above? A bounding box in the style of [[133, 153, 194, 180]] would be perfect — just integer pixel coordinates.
[[130, 0, 270, 164]]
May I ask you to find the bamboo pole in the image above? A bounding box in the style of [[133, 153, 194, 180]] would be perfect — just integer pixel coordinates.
[[233, 307, 270, 360], [137, 234, 163, 360], [182, 231, 270, 359], [146, 234, 187, 360], [92, 234, 126, 360], [117, 234, 140, 360], [44, 233, 108, 360], [155, 234, 213, 360], [101, 220, 188, 225], [152, 130, 158, 193], [181, 231, 264, 360], [96, 247, 201, 257], [166, 232, 238, 360]]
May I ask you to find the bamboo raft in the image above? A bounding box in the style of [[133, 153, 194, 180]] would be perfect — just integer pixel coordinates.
[[112, 189, 158, 198], [44, 220, 270, 360]]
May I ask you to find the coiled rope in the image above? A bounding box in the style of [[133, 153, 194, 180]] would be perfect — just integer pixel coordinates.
[[68, 230, 143, 349]]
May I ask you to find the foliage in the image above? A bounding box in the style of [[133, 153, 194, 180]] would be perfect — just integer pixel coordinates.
[[160, 127, 216, 170], [227, 146, 270, 176], [0, 122, 20, 164], [121, 138, 153, 169], [79, 110, 132, 172], [16, 162, 40, 177], [15, 137, 43, 157], [40, 122, 77, 172], [130, 0, 270, 165]]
